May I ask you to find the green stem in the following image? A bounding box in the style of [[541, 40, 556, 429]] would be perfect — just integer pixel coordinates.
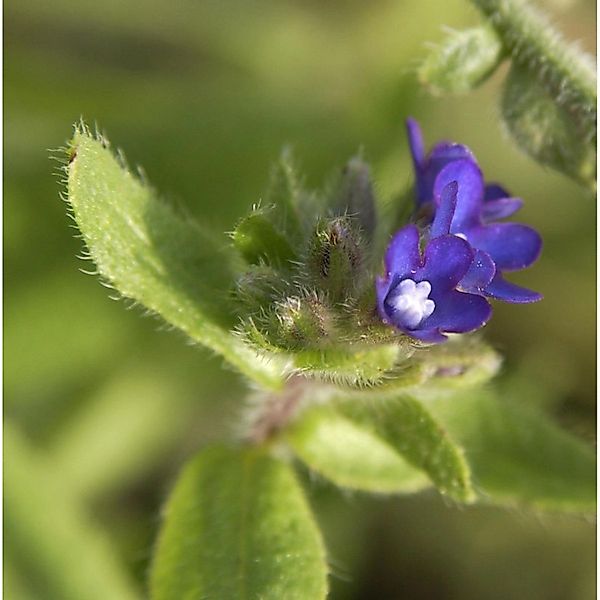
[[471, 0, 596, 143]]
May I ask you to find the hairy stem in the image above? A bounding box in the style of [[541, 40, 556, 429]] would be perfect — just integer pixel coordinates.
[[245, 376, 315, 444], [471, 0, 596, 143]]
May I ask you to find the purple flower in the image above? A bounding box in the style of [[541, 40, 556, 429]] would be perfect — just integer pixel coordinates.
[[376, 182, 492, 343], [406, 118, 542, 304], [406, 118, 523, 220]]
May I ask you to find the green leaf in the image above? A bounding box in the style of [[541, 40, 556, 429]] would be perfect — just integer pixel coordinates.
[[287, 405, 431, 493], [150, 445, 328, 600], [419, 26, 503, 95], [340, 395, 475, 502], [5, 423, 140, 600], [66, 126, 285, 389], [429, 389, 596, 513], [502, 63, 596, 188]]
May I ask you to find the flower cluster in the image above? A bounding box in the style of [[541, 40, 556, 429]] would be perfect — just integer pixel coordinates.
[[376, 118, 542, 342]]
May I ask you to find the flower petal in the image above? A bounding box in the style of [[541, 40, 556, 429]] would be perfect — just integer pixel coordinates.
[[406, 118, 425, 169], [417, 143, 476, 206], [458, 250, 496, 294], [467, 223, 542, 271], [482, 198, 524, 222], [433, 159, 484, 232], [405, 118, 429, 205], [421, 289, 492, 333], [430, 181, 458, 238], [483, 273, 543, 303], [427, 142, 476, 174], [484, 183, 510, 201], [383, 225, 421, 278], [417, 235, 474, 291]]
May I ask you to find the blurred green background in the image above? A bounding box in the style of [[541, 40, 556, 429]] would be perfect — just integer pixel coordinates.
[[4, 0, 596, 598]]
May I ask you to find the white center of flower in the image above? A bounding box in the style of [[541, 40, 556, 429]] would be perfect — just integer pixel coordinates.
[[390, 279, 435, 329], [454, 232, 467, 240]]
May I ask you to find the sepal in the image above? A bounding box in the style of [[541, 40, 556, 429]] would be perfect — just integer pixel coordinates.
[[231, 206, 297, 267]]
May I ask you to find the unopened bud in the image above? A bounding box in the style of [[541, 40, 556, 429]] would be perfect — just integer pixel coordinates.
[[332, 157, 377, 240], [269, 294, 336, 350], [234, 266, 287, 314], [306, 217, 365, 303]]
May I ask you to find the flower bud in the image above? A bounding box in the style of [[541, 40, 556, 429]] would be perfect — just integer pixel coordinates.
[[234, 266, 287, 314], [269, 293, 337, 350], [306, 216, 365, 303], [331, 157, 377, 240]]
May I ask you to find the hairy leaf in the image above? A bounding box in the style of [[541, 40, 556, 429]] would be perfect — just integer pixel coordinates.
[[419, 26, 503, 95], [430, 389, 596, 512], [66, 127, 284, 389], [338, 395, 475, 502], [150, 446, 328, 600], [287, 405, 431, 493], [502, 63, 596, 188]]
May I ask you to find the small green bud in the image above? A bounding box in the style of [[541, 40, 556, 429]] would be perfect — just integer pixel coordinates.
[[306, 216, 365, 303], [418, 26, 503, 95], [269, 293, 337, 350], [502, 63, 596, 188], [332, 157, 377, 240], [231, 207, 297, 267], [234, 265, 288, 314]]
